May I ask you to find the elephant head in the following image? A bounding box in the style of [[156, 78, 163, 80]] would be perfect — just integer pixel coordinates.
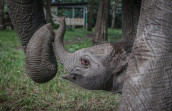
[[54, 17, 132, 93]]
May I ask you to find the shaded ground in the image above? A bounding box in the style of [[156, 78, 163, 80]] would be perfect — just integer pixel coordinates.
[[0, 28, 122, 111]]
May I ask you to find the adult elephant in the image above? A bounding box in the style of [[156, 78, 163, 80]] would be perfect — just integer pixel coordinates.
[[120, 0, 172, 110], [6, 0, 172, 111]]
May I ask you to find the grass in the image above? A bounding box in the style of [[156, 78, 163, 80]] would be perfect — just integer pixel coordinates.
[[0, 28, 122, 111]]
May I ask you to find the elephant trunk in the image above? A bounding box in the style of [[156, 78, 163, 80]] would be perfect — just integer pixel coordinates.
[[54, 17, 72, 65], [6, 0, 45, 52], [26, 24, 57, 83], [6, 0, 57, 83]]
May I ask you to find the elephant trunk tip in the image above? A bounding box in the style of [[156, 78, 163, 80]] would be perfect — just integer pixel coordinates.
[[57, 17, 66, 25]]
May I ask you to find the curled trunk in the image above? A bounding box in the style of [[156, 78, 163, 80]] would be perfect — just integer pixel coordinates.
[[26, 24, 57, 83], [54, 17, 71, 65], [6, 0, 57, 83]]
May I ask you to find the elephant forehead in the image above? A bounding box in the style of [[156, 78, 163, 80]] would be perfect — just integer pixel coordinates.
[[86, 43, 113, 57]]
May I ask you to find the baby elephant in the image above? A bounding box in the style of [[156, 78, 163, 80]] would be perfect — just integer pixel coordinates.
[[54, 17, 132, 93]]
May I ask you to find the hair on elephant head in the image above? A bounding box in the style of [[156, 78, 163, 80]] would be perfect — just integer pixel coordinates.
[[54, 17, 132, 93]]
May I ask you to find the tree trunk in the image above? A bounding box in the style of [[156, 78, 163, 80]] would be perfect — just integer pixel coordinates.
[[94, 0, 103, 35], [46, 0, 52, 23], [120, 0, 172, 110], [0, 0, 4, 30], [93, 0, 110, 45], [111, 0, 119, 28], [88, 0, 94, 31], [122, 0, 141, 43]]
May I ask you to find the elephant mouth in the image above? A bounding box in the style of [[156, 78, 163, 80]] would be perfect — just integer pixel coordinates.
[[62, 73, 83, 80]]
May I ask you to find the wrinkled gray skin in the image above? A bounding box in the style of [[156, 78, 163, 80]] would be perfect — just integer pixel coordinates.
[[119, 0, 172, 110], [54, 17, 132, 93], [26, 24, 57, 83], [6, 0, 57, 83], [6, 0, 131, 93]]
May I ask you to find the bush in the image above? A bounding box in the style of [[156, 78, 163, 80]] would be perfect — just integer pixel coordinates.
[[52, 23, 60, 29]]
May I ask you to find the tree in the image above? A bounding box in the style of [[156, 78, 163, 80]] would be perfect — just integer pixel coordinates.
[[111, 0, 119, 28], [45, 0, 52, 23], [93, 0, 110, 44], [88, 0, 94, 31], [120, 0, 172, 110], [0, 0, 4, 30], [122, 0, 141, 43]]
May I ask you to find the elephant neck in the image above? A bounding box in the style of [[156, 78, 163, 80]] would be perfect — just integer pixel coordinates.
[[106, 41, 132, 93]]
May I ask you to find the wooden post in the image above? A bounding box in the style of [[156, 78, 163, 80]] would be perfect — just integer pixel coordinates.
[[88, 0, 94, 31], [72, 7, 75, 28], [85, 7, 88, 28], [111, 0, 119, 28], [0, 0, 4, 30], [83, 7, 85, 28]]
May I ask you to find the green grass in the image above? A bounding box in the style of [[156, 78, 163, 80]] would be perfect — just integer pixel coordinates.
[[0, 28, 122, 111]]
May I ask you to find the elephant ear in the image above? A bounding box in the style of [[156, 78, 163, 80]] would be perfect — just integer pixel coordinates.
[[26, 24, 57, 83]]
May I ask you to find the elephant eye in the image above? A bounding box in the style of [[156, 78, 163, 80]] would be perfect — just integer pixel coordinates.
[[81, 58, 90, 67]]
